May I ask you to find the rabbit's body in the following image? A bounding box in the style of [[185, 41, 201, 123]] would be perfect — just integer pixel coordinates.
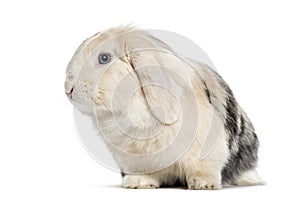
[[65, 26, 263, 189]]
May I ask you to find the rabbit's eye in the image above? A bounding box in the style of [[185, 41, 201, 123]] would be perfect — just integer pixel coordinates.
[[98, 53, 111, 64]]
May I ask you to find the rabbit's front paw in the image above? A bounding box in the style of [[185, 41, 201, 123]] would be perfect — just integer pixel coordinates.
[[187, 175, 221, 190], [123, 175, 159, 189]]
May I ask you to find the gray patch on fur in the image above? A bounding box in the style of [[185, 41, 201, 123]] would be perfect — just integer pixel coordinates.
[[216, 74, 259, 184]]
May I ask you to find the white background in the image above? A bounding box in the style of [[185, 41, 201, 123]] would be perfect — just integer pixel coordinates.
[[1, 0, 299, 200]]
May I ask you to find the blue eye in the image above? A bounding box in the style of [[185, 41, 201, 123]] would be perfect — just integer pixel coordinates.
[[98, 53, 111, 64]]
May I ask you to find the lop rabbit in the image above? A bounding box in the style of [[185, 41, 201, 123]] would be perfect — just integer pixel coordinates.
[[65, 26, 263, 189]]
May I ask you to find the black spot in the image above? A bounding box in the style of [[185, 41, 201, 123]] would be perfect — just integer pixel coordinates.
[[203, 82, 212, 104], [121, 172, 126, 177], [203, 82, 211, 104]]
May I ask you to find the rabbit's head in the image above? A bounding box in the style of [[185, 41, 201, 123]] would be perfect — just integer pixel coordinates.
[[64, 26, 196, 125]]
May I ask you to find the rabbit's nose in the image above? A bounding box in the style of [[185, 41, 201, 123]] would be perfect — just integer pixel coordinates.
[[65, 80, 74, 99], [65, 87, 74, 99]]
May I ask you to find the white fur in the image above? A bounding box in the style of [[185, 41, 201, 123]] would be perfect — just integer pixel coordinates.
[[123, 175, 160, 189], [233, 169, 265, 186], [65, 26, 262, 189]]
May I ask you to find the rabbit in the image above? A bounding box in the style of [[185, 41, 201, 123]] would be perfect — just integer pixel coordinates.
[[64, 25, 264, 190]]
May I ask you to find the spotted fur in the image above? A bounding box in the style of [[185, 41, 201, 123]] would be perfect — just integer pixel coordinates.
[[216, 75, 260, 184]]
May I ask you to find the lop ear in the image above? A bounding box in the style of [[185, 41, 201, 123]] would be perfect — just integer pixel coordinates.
[[128, 48, 181, 125]]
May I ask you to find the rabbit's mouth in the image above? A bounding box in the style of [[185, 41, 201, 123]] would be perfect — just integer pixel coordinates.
[[65, 87, 74, 100]]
